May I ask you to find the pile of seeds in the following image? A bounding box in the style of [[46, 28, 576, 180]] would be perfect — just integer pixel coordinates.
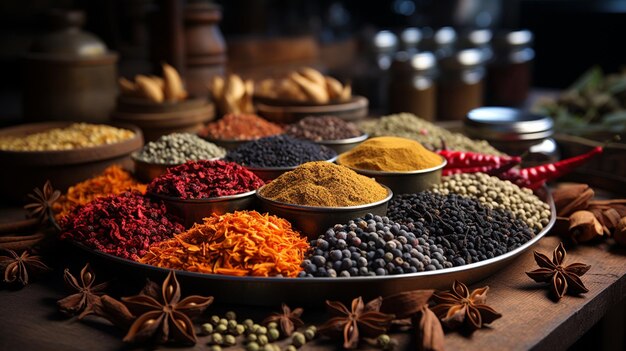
[[358, 113, 502, 154], [226, 135, 337, 168], [285, 116, 363, 141], [59, 191, 184, 261], [0, 123, 135, 151], [200, 113, 284, 141], [301, 213, 452, 277], [134, 133, 226, 164], [432, 173, 552, 232], [148, 160, 264, 199], [387, 192, 534, 267]]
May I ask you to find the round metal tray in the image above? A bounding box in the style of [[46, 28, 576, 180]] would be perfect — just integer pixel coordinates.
[[67, 186, 555, 307]]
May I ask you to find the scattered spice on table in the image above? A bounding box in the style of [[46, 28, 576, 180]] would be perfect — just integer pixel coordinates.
[[59, 191, 184, 261], [432, 173, 551, 232], [285, 116, 363, 141], [147, 160, 264, 199], [57, 263, 108, 319], [338, 136, 442, 172], [200, 113, 283, 141], [140, 211, 309, 277], [302, 213, 451, 278], [258, 162, 388, 207], [318, 296, 394, 349], [0, 249, 50, 286], [358, 113, 503, 154], [226, 135, 337, 168], [122, 271, 214, 345], [388, 192, 534, 267], [0, 123, 135, 151], [431, 280, 502, 331], [526, 242, 591, 301], [53, 165, 147, 219], [133, 133, 226, 164]]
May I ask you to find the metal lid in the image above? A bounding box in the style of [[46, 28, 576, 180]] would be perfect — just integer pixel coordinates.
[[493, 29, 533, 49], [464, 107, 554, 141], [391, 51, 436, 73], [458, 29, 493, 48], [439, 48, 485, 70], [400, 27, 422, 49], [372, 30, 399, 53]]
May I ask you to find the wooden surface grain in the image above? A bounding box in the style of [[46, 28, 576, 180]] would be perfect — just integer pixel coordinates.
[[0, 234, 624, 351]]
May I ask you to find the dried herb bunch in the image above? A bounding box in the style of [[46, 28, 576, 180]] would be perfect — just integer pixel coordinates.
[[121, 271, 214, 345], [431, 280, 502, 332], [526, 242, 591, 301], [57, 263, 108, 318], [318, 296, 395, 349], [0, 249, 49, 286]]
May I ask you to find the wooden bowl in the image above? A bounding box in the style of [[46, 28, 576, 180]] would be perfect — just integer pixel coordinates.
[[111, 97, 215, 142], [0, 122, 143, 203], [255, 96, 368, 124]]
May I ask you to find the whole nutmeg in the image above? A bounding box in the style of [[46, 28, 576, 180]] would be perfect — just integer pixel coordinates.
[[614, 217, 626, 246], [568, 210, 604, 243]]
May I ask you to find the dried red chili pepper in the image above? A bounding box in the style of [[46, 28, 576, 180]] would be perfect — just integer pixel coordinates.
[[437, 150, 521, 169]]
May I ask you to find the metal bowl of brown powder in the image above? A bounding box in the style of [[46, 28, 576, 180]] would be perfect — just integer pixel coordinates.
[[256, 184, 393, 240]]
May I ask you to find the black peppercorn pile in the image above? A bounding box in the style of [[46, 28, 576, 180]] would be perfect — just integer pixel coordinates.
[[299, 213, 452, 278], [387, 192, 534, 267], [225, 135, 337, 168], [285, 116, 363, 141]]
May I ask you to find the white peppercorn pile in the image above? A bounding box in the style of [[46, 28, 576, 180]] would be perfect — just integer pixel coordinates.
[[134, 133, 226, 164], [432, 173, 551, 233], [299, 213, 452, 278], [387, 192, 534, 267]]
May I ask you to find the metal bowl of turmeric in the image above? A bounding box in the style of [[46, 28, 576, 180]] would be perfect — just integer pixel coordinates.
[[256, 184, 393, 240], [245, 155, 339, 183], [342, 157, 447, 196]]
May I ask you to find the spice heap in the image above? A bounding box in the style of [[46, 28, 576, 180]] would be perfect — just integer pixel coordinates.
[[226, 135, 337, 168], [285, 116, 363, 141], [338, 136, 442, 172], [148, 160, 264, 199], [433, 173, 551, 232], [387, 192, 534, 267], [53, 165, 147, 218], [359, 113, 502, 154], [60, 191, 184, 260], [0, 123, 135, 151], [140, 211, 308, 277], [134, 133, 226, 164], [199, 113, 283, 141], [259, 162, 388, 207], [301, 213, 452, 277], [256, 67, 351, 103], [118, 63, 187, 103]]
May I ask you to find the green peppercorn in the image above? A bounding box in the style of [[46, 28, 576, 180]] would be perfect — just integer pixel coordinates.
[[267, 328, 280, 341], [247, 333, 258, 343], [257, 334, 268, 346], [257, 326, 268, 335], [210, 315, 221, 325], [211, 333, 224, 345], [303, 328, 315, 341], [201, 323, 214, 335], [262, 344, 279, 351], [219, 318, 229, 325], [307, 325, 317, 333], [377, 334, 391, 348], [225, 310, 237, 321], [267, 321, 278, 329], [209, 345, 222, 351], [223, 334, 236, 346], [235, 324, 246, 335], [285, 346, 297, 351], [216, 324, 228, 333], [243, 319, 254, 328], [251, 324, 261, 333], [292, 332, 306, 348], [246, 341, 260, 351], [228, 319, 238, 329]]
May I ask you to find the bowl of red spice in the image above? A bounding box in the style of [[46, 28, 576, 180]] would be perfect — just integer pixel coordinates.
[[147, 160, 265, 227], [199, 113, 284, 150]]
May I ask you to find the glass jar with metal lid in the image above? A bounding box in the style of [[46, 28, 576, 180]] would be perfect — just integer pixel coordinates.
[[437, 48, 486, 121], [464, 107, 559, 165], [388, 51, 437, 120]]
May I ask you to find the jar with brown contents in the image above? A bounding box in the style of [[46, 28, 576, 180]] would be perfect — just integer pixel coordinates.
[[388, 52, 437, 121]]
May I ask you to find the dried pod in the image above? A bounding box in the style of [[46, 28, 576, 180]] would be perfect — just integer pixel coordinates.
[[150, 75, 165, 91], [568, 210, 604, 243], [118, 77, 137, 96], [135, 75, 164, 103], [380, 290, 434, 318], [614, 217, 626, 246], [298, 67, 326, 87], [278, 78, 307, 102], [162, 63, 187, 101], [290, 72, 329, 103], [340, 83, 352, 101], [325, 76, 344, 100], [553, 184, 593, 217], [225, 74, 246, 101], [601, 208, 621, 231]]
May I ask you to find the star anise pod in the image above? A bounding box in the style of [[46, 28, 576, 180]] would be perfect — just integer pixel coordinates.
[[526, 242, 591, 301], [121, 271, 214, 345], [263, 303, 304, 337], [0, 249, 50, 286], [318, 296, 395, 349], [431, 280, 502, 331], [57, 263, 108, 318], [23, 181, 61, 230]]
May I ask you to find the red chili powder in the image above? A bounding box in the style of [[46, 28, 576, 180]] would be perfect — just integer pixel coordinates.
[[147, 160, 265, 199], [199, 113, 284, 140], [59, 191, 184, 261]]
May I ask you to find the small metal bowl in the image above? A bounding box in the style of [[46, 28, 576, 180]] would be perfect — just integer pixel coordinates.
[[245, 155, 338, 182], [256, 184, 393, 240], [132, 153, 222, 183], [314, 133, 369, 154], [149, 190, 257, 228], [341, 157, 447, 195], [201, 137, 254, 151]]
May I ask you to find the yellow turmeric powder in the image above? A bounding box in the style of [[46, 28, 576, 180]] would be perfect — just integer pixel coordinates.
[[338, 136, 442, 172]]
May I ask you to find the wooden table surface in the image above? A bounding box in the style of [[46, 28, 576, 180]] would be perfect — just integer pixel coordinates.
[[1, 234, 624, 351]]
